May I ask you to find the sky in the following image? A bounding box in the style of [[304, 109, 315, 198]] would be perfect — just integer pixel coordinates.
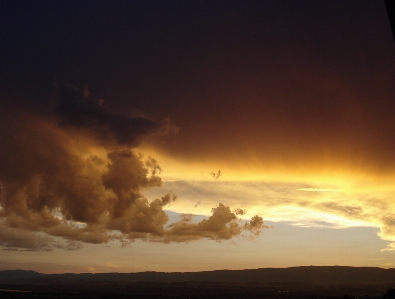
[[1, 0, 395, 273]]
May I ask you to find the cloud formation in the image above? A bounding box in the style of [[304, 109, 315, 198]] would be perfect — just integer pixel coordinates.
[[0, 222, 82, 251], [153, 180, 395, 250], [0, 85, 267, 250], [164, 204, 267, 242], [55, 82, 164, 147], [210, 170, 221, 179]]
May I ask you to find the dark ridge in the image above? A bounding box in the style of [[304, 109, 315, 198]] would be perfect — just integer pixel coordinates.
[[1, 266, 394, 283], [0, 270, 43, 280], [0, 268, 394, 299]]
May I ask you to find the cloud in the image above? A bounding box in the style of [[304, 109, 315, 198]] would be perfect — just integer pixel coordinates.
[[163, 203, 268, 242], [148, 180, 395, 248], [381, 242, 395, 252], [0, 222, 82, 251], [210, 170, 221, 179], [54, 81, 163, 147], [318, 202, 365, 220], [297, 188, 341, 192], [0, 87, 266, 250], [234, 208, 247, 215]]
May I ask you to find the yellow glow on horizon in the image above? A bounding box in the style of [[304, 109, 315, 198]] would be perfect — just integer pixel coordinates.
[[162, 197, 377, 230], [137, 145, 395, 194]]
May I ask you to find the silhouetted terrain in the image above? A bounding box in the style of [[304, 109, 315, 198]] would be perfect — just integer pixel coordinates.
[[0, 267, 394, 299], [1, 266, 395, 284]]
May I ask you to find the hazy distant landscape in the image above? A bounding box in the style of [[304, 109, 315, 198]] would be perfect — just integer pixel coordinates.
[[0, 267, 394, 299]]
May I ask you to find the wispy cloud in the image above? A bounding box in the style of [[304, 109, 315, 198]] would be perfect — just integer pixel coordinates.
[[296, 188, 342, 192], [144, 180, 395, 248]]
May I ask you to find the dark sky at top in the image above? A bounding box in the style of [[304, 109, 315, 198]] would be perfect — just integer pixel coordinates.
[[2, 0, 395, 173]]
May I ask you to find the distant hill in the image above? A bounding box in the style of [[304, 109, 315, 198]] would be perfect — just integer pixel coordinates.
[[0, 269, 43, 280], [0, 266, 394, 284]]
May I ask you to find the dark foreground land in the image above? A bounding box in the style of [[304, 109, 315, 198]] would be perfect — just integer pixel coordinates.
[[0, 267, 394, 299]]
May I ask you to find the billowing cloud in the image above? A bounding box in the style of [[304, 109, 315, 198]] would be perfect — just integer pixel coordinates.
[[164, 203, 268, 242], [0, 86, 267, 250]]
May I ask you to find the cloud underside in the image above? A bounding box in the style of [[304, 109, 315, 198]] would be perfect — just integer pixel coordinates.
[[0, 85, 266, 251]]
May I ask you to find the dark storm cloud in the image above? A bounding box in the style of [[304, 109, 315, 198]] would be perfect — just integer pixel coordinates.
[[55, 82, 164, 147], [130, 0, 395, 176], [0, 88, 266, 250], [2, 0, 395, 175]]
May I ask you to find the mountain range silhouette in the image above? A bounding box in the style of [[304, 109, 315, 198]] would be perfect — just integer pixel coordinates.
[[1, 266, 394, 284]]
